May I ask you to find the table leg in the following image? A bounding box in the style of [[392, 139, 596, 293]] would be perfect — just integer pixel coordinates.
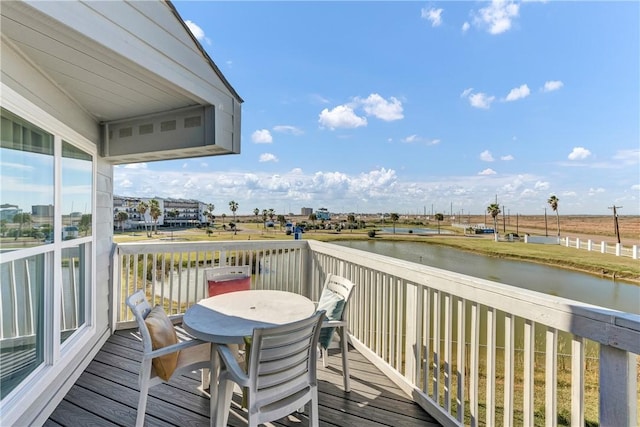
[[209, 343, 219, 426]]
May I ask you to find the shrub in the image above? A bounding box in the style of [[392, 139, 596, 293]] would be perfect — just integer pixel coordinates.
[[367, 230, 376, 238]]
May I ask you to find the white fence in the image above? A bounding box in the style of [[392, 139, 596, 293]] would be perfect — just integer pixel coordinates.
[[109, 239, 640, 426], [562, 236, 638, 259]]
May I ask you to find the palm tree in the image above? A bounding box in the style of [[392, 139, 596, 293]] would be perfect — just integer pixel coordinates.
[[262, 209, 268, 228], [221, 213, 226, 228], [435, 213, 444, 234], [277, 214, 286, 230], [390, 213, 399, 234], [205, 203, 215, 226], [253, 208, 260, 223], [268, 208, 275, 222], [347, 214, 356, 233], [308, 213, 317, 230], [547, 195, 560, 237], [137, 201, 149, 237], [229, 200, 238, 223], [149, 199, 161, 235], [487, 203, 501, 242], [116, 211, 128, 233], [12, 212, 32, 240]]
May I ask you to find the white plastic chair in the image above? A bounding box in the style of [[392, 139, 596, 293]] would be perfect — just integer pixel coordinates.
[[126, 290, 210, 427], [204, 265, 251, 297], [215, 311, 326, 427], [316, 274, 356, 392]]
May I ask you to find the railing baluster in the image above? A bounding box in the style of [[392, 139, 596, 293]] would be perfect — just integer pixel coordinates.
[[423, 288, 431, 396], [546, 327, 558, 427], [571, 335, 584, 427], [469, 302, 480, 427], [443, 293, 452, 413], [486, 307, 496, 427], [432, 290, 440, 403], [456, 297, 466, 423], [523, 319, 535, 426], [504, 313, 514, 427]]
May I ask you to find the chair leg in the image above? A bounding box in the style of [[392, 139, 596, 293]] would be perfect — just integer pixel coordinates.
[[309, 387, 319, 427], [322, 347, 328, 368], [340, 326, 351, 392], [136, 380, 150, 427], [215, 378, 235, 427]]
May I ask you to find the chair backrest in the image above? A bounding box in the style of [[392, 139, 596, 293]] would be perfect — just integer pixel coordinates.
[[204, 265, 251, 297], [125, 290, 155, 354], [246, 311, 326, 421], [322, 274, 356, 320]]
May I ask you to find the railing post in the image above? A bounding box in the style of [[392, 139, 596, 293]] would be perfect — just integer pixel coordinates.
[[575, 238, 580, 249], [566, 237, 571, 247], [301, 242, 313, 299], [599, 345, 637, 426], [615, 243, 621, 257], [587, 240, 592, 252], [109, 243, 119, 333], [633, 245, 638, 260], [404, 283, 419, 387], [601, 241, 606, 254]]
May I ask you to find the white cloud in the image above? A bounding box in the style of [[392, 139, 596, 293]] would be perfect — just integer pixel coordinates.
[[588, 187, 605, 195], [534, 181, 549, 190], [501, 154, 514, 161], [612, 148, 639, 165], [631, 184, 640, 191], [273, 125, 303, 135], [474, 0, 520, 35], [480, 150, 495, 162], [505, 84, 530, 101], [259, 153, 278, 163], [421, 7, 443, 27], [124, 163, 147, 169], [252, 129, 273, 143], [428, 139, 441, 146], [462, 22, 470, 33], [568, 147, 592, 160], [184, 20, 211, 45], [543, 80, 564, 92], [318, 105, 367, 130], [402, 135, 419, 143], [460, 88, 474, 98], [200, 162, 208, 168], [182, 163, 188, 169], [119, 178, 133, 188], [468, 92, 495, 109], [358, 93, 404, 121], [478, 168, 497, 175]]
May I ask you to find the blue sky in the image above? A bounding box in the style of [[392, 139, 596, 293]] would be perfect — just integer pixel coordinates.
[[114, 1, 640, 216]]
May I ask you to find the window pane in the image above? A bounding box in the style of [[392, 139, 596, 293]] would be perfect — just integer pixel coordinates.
[[0, 108, 54, 249], [0, 254, 45, 398], [62, 141, 92, 240], [61, 244, 89, 343]]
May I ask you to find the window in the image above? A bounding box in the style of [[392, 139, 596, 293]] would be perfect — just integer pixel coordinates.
[[0, 108, 95, 399]]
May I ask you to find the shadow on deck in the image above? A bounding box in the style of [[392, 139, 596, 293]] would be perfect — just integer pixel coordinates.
[[45, 329, 440, 426]]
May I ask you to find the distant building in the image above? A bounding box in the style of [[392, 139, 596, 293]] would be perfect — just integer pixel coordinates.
[[0, 207, 21, 221], [32, 205, 55, 217], [315, 207, 330, 221], [300, 207, 313, 216]]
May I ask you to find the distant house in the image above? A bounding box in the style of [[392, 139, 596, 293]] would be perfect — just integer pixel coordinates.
[[315, 207, 331, 220]]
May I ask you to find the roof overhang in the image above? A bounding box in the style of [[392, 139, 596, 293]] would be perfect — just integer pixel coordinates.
[[1, 0, 242, 164]]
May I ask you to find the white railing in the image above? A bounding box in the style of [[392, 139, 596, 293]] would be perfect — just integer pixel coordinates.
[[563, 236, 638, 259], [112, 239, 640, 427]]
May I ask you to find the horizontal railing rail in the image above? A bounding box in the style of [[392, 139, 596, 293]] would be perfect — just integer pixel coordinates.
[[112, 239, 640, 427]]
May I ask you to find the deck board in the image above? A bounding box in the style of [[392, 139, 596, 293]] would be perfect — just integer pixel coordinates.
[[47, 329, 441, 426]]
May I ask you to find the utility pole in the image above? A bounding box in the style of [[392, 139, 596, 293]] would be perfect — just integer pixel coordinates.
[[544, 207, 548, 237], [502, 205, 506, 233], [516, 213, 519, 235], [608, 205, 622, 244]]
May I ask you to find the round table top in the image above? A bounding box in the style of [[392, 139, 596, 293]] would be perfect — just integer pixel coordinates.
[[182, 290, 316, 344]]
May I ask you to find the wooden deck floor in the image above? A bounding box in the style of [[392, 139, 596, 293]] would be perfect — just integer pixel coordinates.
[[45, 329, 440, 426]]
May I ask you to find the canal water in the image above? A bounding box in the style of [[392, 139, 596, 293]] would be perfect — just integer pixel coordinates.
[[335, 240, 640, 315]]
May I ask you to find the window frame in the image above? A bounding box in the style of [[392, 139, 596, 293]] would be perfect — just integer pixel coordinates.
[[0, 85, 97, 413]]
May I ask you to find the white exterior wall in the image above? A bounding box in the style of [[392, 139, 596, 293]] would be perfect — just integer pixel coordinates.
[[1, 37, 112, 427]]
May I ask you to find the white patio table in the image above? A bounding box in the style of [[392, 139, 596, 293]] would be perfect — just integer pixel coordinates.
[[182, 290, 316, 426]]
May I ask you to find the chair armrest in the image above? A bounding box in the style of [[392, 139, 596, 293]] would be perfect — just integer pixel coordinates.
[[145, 338, 207, 359], [217, 345, 249, 386], [322, 320, 347, 328]]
